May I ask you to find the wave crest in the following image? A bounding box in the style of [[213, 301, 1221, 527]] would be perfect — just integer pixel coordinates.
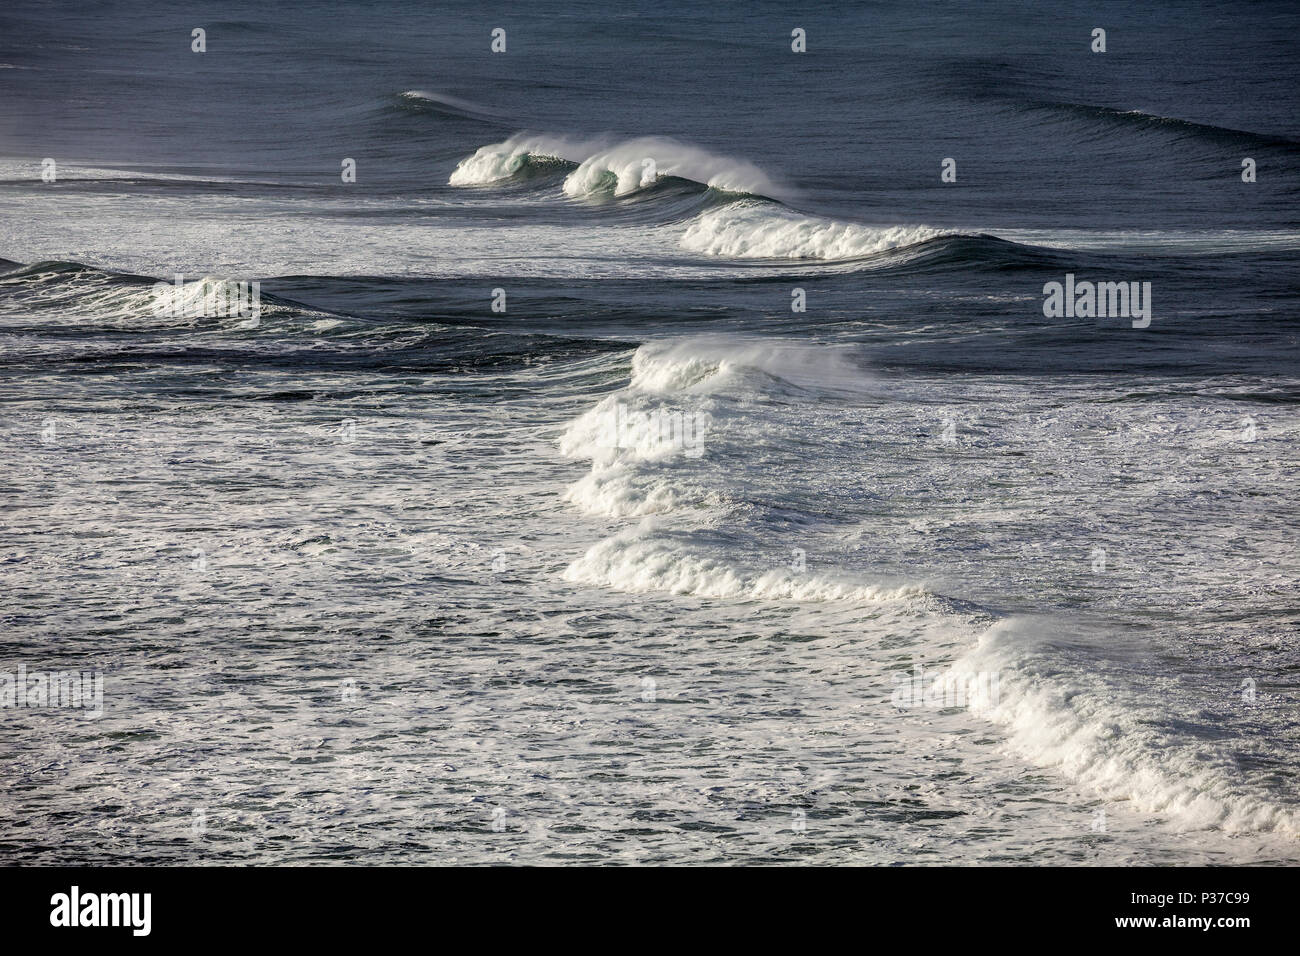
[[681, 203, 950, 260], [564, 529, 926, 603], [451, 133, 783, 199], [560, 136, 780, 199], [448, 133, 582, 186], [950, 618, 1300, 836]]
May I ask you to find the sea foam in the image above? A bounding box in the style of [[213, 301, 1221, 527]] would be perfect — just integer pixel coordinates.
[[948, 618, 1300, 836], [681, 203, 949, 260]]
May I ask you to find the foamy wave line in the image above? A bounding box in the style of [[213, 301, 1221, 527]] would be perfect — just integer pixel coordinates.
[[2, 268, 264, 325], [564, 531, 926, 603], [951, 619, 1300, 836], [558, 340, 870, 515], [557, 346, 729, 467], [563, 466, 721, 518], [681, 203, 950, 260]]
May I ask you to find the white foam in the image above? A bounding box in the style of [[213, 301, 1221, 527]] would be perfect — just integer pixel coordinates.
[[450, 133, 783, 199], [626, 337, 870, 395], [563, 528, 925, 603], [681, 203, 948, 260], [560, 136, 780, 199], [558, 339, 870, 516], [557, 343, 727, 466], [951, 618, 1300, 836], [563, 466, 719, 518], [558, 395, 709, 466], [448, 133, 588, 185], [626, 346, 725, 393], [399, 89, 507, 121], [0, 267, 259, 326]]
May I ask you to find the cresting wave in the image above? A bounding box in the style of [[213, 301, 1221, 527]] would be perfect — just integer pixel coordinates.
[[0, 260, 303, 329], [558, 338, 928, 600], [681, 203, 951, 260], [449, 132, 955, 262], [558, 344, 728, 517], [558, 339, 866, 473], [448, 133, 588, 186], [556, 339, 1300, 841], [560, 137, 780, 199], [947, 619, 1300, 837], [564, 525, 926, 602], [449, 132, 780, 198]]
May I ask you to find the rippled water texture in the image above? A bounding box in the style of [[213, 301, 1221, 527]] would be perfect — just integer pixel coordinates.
[[1, 0, 1297, 864]]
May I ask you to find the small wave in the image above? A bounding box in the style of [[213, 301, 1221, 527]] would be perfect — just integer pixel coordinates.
[[564, 528, 926, 603], [0, 260, 182, 323], [397, 89, 509, 124], [563, 465, 721, 518], [0, 259, 305, 330], [0, 159, 245, 186], [1026, 100, 1300, 148], [627, 338, 868, 395], [681, 203, 952, 260]]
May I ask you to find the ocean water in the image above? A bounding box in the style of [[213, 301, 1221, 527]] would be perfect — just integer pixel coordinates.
[[1, 0, 1298, 864]]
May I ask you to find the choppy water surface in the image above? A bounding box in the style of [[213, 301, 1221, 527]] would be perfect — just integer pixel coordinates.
[[1, 1, 1298, 864]]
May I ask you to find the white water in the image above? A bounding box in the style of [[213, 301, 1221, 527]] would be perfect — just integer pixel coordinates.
[[681, 203, 949, 260], [551, 335, 1300, 853]]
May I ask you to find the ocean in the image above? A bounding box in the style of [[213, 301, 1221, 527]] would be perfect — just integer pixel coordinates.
[[1, 0, 1297, 864]]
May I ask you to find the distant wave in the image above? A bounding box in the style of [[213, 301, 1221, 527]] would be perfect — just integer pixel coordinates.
[[0, 259, 303, 329], [1025, 100, 1300, 148], [397, 89, 510, 124], [450, 132, 784, 200], [0, 158, 245, 186], [565, 526, 926, 603], [450, 132, 960, 262]]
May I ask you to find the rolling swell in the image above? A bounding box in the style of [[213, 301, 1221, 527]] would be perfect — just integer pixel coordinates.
[[1023, 100, 1300, 150], [0, 259, 632, 375]]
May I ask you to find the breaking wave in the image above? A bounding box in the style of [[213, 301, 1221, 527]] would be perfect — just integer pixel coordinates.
[[681, 203, 951, 260], [564, 527, 927, 603], [948, 618, 1300, 836], [450, 132, 955, 262], [450, 132, 782, 199]]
